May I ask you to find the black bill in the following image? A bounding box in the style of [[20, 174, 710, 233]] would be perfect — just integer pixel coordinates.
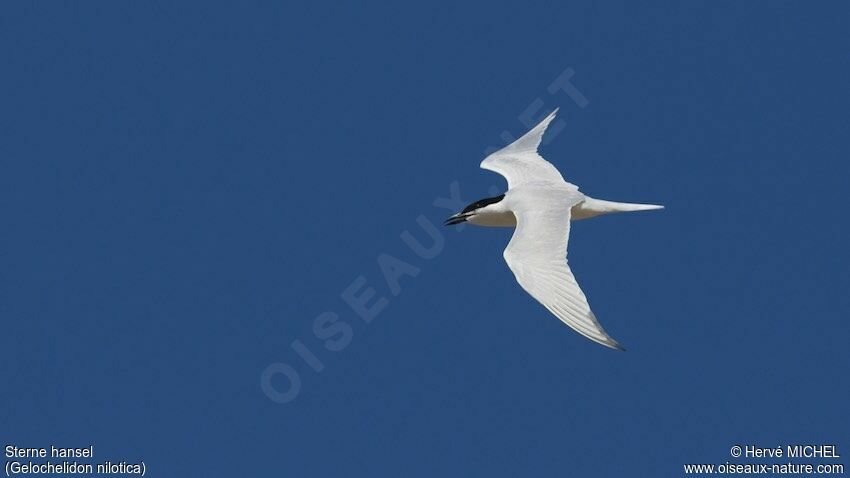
[[443, 214, 470, 226]]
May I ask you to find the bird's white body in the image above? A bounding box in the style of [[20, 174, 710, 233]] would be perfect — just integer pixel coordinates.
[[446, 109, 662, 350], [468, 196, 662, 226]]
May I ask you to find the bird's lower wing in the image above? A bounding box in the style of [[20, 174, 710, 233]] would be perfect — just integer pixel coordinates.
[[503, 195, 624, 350]]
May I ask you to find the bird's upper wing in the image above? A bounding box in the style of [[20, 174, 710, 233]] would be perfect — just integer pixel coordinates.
[[480, 109, 566, 188], [503, 188, 624, 350]]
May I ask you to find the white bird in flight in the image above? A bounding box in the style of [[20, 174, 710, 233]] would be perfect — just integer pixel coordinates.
[[445, 109, 662, 350]]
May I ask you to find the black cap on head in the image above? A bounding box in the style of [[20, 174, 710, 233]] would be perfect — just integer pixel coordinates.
[[461, 194, 505, 214]]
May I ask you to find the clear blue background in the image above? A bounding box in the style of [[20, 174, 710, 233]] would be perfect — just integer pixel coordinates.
[[2, 2, 848, 476]]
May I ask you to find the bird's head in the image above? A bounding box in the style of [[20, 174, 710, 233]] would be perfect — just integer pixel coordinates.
[[443, 194, 505, 226]]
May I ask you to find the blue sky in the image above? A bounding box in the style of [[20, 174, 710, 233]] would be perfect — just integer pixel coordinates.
[[2, 1, 848, 476]]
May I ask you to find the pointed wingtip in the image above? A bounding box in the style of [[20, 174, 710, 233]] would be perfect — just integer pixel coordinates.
[[541, 107, 559, 126], [603, 338, 626, 351]]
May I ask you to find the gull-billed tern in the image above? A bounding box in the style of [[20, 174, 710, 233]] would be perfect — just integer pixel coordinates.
[[445, 109, 663, 350]]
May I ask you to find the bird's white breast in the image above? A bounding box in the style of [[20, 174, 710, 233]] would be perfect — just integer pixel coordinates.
[[467, 211, 517, 227]]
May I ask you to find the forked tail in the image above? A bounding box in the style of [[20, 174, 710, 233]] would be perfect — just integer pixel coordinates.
[[572, 197, 664, 220]]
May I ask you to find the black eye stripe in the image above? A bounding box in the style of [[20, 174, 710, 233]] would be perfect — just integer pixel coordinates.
[[461, 194, 505, 214]]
